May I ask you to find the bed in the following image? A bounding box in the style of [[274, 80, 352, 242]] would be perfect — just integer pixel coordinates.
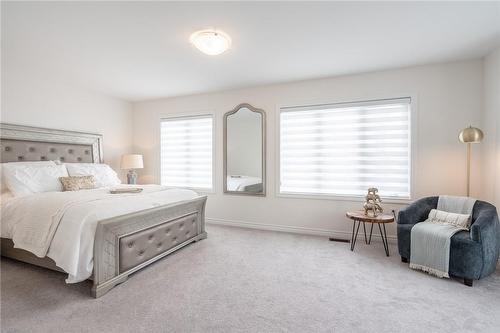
[[226, 175, 263, 193], [0, 123, 207, 298]]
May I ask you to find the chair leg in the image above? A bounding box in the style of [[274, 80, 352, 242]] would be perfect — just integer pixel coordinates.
[[401, 256, 408, 263], [464, 278, 473, 287]]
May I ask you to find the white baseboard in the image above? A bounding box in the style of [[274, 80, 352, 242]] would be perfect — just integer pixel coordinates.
[[206, 217, 397, 244]]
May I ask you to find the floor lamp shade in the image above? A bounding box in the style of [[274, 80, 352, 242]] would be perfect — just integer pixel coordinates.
[[458, 126, 483, 197], [459, 126, 484, 143]]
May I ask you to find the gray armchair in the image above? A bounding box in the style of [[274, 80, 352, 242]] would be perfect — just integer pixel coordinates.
[[397, 196, 500, 286]]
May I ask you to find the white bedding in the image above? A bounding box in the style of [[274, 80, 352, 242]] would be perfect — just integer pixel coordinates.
[[226, 175, 262, 191], [0, 185, 200, 283]]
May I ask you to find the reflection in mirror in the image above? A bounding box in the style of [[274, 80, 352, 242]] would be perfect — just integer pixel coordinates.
[[224, 104, 265, 195]]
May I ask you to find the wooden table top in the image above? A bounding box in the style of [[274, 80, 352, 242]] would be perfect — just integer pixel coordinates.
[[346, 211, 394, 223]]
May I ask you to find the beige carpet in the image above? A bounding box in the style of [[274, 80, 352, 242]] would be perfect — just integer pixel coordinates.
[[1, 225, 499, 333]]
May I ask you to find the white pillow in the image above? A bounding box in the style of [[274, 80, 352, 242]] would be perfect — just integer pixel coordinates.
[[427, 209, 471, 230], [3, 163, 68, 197], [65, 163, 121, 188], [1, 161, 57, 194]]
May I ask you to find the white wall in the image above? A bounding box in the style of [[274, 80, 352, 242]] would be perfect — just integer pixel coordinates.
[[1, 73, 133, 179], [133, 60, 484, 239], [483, 46, 500, 208]]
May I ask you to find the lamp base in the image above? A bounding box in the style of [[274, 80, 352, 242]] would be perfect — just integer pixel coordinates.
[[127, 170, 138, 185]]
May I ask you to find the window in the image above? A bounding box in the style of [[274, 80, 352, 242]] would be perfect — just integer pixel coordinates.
[[279, 98, 411, 199], [160, 115, 213, 190]]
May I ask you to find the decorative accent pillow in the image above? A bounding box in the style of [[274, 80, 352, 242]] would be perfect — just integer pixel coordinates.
[[2, 163, 68, 197], [427, 209, 471, 230], [64, 163, 121, 188], [59, 175, 96, 191]]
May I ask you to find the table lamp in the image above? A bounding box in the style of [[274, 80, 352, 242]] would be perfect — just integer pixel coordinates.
[[458, 126, 483, 197], [121, 154, 144, 184]]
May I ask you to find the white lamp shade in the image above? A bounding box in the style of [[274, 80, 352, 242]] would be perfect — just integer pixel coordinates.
[[121, 154, 144, 169]]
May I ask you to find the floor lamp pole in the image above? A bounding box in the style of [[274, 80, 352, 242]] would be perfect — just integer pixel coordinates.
[[459, 126, 483, 198], [466, 142, 471, 197]]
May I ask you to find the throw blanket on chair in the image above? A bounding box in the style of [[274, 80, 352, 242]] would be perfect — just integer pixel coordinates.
[[409, 195, 476, 278]]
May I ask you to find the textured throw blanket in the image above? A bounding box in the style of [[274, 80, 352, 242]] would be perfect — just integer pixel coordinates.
[[436, 195, 476, 215], [409, 195, 476, 278]]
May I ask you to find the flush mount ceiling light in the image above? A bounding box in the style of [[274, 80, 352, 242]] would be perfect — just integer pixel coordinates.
[[190, 29, 231, 56]]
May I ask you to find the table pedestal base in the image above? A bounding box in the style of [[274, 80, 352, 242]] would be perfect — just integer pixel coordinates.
[[349, 219, 390, 256]]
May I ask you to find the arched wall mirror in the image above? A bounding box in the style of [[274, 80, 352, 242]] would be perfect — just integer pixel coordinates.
[[223, 103, 266, 196]]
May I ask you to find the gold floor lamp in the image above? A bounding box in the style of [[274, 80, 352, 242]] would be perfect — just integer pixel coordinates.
[[458, 126, 484, 197]]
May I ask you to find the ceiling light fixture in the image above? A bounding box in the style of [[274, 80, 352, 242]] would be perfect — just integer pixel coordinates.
[[190, 29, 231, 56]]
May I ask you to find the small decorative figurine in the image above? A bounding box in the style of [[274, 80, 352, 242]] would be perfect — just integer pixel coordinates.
[[364, 187, 383, 217]]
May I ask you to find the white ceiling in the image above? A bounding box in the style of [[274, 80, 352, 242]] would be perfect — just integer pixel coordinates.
[[3, 1, 500, 101]]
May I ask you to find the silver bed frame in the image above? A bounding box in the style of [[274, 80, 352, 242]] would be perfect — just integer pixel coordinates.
[[0, 123, 207, 298]]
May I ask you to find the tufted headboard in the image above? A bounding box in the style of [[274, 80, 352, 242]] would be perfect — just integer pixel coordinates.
[[0, 123, 103, 164]]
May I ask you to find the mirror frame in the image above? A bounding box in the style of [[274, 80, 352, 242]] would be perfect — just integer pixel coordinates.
[[223, 103, 266, 196]]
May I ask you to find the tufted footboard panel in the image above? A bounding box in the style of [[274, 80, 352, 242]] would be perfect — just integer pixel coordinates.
[[92, 196, 207, 298], [119, 212, 199, 273]]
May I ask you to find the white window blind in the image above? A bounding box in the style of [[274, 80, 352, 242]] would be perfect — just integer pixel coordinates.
[[160, 115, 213, 190], [279, 98, 411, 199]]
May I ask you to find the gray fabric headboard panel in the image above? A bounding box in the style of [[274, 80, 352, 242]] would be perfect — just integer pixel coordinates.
[[0, 123, 103, 163], [1, 139, 94, 163]]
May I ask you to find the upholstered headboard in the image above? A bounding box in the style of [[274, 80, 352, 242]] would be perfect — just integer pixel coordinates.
[[0, 123, 103, 164]]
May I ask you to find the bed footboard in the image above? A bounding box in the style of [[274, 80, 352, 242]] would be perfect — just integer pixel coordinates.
[[92, 196, 207, 298]]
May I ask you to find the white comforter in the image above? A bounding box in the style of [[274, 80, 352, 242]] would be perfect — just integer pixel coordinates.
[[0, 185, 200, 283]]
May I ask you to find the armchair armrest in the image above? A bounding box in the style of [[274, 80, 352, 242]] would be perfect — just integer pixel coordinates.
[[397, 196, 438, 225], [469, 205, 500, 278], [470, 208, 499, 242]]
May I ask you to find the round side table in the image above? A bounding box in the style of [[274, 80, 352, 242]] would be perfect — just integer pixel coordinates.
[[345, 211, 394, 256]]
